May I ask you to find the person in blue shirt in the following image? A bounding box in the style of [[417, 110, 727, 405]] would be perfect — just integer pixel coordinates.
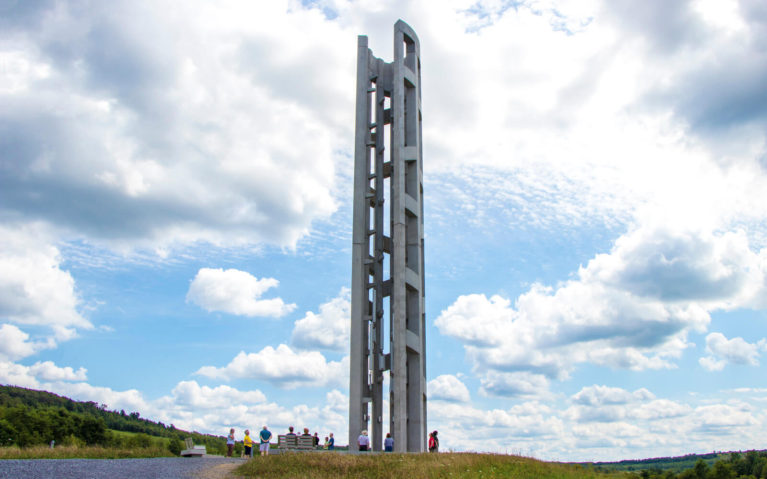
[[384, 432, 394, 452], [327, 432, 335, 450], [259, 426, 273, 456]]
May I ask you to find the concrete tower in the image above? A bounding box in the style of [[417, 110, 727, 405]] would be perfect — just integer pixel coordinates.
[[349, 20, 425, 453]]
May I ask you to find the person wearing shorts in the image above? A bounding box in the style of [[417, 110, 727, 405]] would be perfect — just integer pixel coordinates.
[[259, 426, 272, 456]]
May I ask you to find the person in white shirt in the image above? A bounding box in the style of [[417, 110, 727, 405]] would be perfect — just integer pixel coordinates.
[[357, 430, 370, 451]]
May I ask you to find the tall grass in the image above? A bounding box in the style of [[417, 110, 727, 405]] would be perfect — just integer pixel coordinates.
[[0, 444, 173, 460], [236, 452, 625, 479]]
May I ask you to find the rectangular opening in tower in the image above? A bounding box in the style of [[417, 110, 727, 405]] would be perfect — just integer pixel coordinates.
[[403, 78, 417, 147], [406, 348, 422, 449], [406, 284, 419, 335], [403, 36, 416, 71], [405, 210, 419, 273]]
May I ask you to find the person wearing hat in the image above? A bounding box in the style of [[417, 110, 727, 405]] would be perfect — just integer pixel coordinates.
[[357, 430, 370, 451]]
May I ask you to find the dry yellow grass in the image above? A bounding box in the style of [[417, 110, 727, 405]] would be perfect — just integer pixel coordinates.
[[0, 444, 171, 459]]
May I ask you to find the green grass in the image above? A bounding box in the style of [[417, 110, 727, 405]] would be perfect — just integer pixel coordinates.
[[0, 444, 173, 459], [235, 452, 626, 479]]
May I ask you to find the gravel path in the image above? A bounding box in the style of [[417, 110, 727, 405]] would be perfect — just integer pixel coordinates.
[[0, 457, 247, 479]]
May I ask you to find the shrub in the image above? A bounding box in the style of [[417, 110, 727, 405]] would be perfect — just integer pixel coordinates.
[[168, 438, 183, 456]]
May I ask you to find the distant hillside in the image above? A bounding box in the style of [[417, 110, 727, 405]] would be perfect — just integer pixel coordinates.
[[584, 450, 767, 475], [0, 385, 226, 453], [585, 453, 719, 472]]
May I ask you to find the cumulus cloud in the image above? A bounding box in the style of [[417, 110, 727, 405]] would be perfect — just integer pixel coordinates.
[[291, 288, 350, 351], [694, 403, 758, 431], [0, 324, 43, 361], [425, 382, 762, 459], [436, 224, 767, 389], [195, 344, 347, 389], [0, 0, 346, 250], [0, 360, 86, 388], [572, 385, 654, 407], [186, 268, 296, 317], [27, 361, 88, 382], [0, 225, 91, 350], [428, 374, 471, 403], [171, 380, 266, 409], [480, 371, 550, 399], [699, 332, 767, 371]]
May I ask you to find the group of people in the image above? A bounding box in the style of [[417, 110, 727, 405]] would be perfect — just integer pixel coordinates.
[[285, 426, 336, 450], [226, 426, 273, 458], [227, 426, 440, 456], [356, 429, 439, 452]]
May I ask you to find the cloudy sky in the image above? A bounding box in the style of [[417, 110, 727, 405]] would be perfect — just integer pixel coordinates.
[[2, 0, 767, 462]]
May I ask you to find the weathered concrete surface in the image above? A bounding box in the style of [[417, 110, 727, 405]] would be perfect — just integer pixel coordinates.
[[350, 20, 426, 454]]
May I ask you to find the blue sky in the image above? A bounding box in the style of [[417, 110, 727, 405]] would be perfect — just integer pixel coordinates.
[[2, 0, 767, 462]]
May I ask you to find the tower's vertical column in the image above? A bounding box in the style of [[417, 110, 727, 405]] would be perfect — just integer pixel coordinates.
[[389, 20, 425, 453], [349, 35, 372, 452]]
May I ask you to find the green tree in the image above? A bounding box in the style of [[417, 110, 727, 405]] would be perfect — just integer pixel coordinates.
[[78, 416, 107, 445], [0, 418, 17, 446], [693, 459, 709, 479], [709, 460, 735, 479], [678, 468, 696, 479], [743, 450, 760, 476], [168, 438, 183, 456]]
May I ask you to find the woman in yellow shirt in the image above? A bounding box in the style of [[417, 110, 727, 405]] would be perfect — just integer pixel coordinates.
[[243, 429, 253, 458]]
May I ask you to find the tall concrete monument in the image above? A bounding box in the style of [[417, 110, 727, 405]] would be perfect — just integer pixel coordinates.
[[349, 20, 426, 453]]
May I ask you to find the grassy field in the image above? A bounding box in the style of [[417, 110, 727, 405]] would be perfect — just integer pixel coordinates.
[[235, 452, 626, 479], [0, 444, 172, 459]]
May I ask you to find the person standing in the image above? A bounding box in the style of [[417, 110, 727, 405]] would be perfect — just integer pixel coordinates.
[[243, 429, 253, 458], [384, 433, 394, 452], [357, 430, 369, 452], [327, 432, 335, 450], [428, 430, 439, 453], [226, 428, 235, 457], [259, 425, 272, 456]]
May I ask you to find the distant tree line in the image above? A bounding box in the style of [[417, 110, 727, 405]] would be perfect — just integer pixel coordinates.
[[0, 385, 226, 454], [630, 451, 767, 479]]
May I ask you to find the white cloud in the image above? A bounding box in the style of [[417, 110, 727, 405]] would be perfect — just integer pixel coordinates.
[[699, 332, 766, 371], [0, 225, 92, 343], [186, 268, 296, 317], [480, 371, 550, 399], [694, 403, 758, 431], [0, 325, 43, 361], [171, 380, 266, 409], [428, 374, 470, 403], [195, 344, 347, 389], [27, 361, 88, 382], [436, 224, 767, 387], [572, 385, 654, 407], [46, 382, 150, 415], [291, 288, 350, 351], [1, 0, 348, 250], [424, 382, 763, 460]]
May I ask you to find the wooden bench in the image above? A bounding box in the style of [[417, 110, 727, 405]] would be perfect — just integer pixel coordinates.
[[278, 434, 317, 450], [180, 437, 206, 457]]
